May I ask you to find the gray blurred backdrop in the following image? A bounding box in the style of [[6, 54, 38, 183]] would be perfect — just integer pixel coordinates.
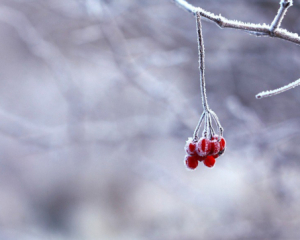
[[0, 0, 300, 239]]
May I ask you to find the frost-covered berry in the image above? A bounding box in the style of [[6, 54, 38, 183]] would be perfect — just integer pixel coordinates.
[[204, 156, 216, 168], [185, 138, 197, 155], [196, 137, 211, 156], [185, 155, 198, 170], [210, 139, 220, 155], [219, 136, 226, 152]]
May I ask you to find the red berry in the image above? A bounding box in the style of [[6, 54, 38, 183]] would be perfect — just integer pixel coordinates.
[[211, 135, 226, 156], [212, 154, 219, 159], [219, 137, 226, 152], [185, 138, 197, 155], [210, 139, 220, 155], [203, 156, 216, 168], [196, 137, 211, 157], [185, 155, 198, 170]]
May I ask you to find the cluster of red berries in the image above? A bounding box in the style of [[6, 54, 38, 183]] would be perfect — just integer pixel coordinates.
[[184, 135, 226, 169]]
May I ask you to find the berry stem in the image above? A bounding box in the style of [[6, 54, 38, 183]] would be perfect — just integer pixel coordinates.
[[191, 12, 224, 142], [208, 113, 215, 138], [204, 112, 210, 138], [193, 111, 205, 141], [200, 112, 213, 139], [210, 110, 224, 136], [196, 12, 209, 112]]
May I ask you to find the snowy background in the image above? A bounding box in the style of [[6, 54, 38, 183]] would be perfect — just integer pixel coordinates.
[[0, 0, 300, 239]]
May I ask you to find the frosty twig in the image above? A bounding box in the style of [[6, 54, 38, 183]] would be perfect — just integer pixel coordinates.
[[256, 78, 300, 99], [196, 12, 209, 112], [172, 0, 300, 98], [193, 12, 223, 141], [172, 0, 299, 45], [270, 0, 293, 33]]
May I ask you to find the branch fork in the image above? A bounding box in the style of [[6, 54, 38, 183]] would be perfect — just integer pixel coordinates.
[[192, 109, 223, 142], [172, 0, 300, 99], [270, 0, 293, 34]]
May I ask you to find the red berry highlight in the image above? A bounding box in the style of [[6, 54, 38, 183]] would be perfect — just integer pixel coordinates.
[[185, 155, 199, 170], [196, 137, 211, 156], [185, 138, 197, 155], [204, 156, 216, 168]]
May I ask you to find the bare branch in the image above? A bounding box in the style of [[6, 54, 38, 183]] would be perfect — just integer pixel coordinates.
[[173, 0, 196, 14], [256, 78, 300, 99], [270, 0, 293, 33], [172, 0, 300, 45], [172, 0, 300, 98]]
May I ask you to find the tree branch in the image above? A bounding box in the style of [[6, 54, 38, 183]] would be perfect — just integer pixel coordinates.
[[172, 0, 300, 45], [172, 0, 300, 98]]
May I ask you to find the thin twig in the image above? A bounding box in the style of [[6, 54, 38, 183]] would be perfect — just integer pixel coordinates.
[[208, 113, 214, 138], [270, 0, 293, 33], [196, 12, 209, 112], [204, 113, 209, 138], [193, 111, 205, 141], [210, 110, 223, 136], [256, 78, 300, 99]]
